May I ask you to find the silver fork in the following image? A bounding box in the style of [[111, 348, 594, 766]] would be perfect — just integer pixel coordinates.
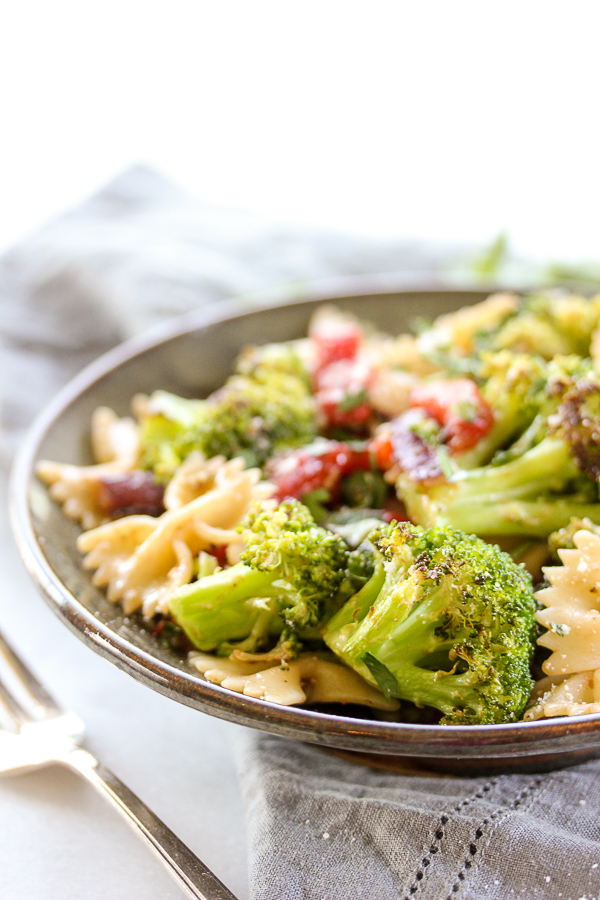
[[0, 629, 237, 900]]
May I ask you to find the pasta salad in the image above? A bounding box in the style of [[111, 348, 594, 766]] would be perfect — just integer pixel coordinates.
[[38, 291, 600, 724]]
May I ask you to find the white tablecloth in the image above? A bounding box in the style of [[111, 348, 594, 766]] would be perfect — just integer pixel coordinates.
[[0, 469, 250, 899]]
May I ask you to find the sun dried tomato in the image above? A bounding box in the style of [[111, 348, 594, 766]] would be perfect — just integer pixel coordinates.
[[314, 357, 374, 429], [368, 430, 395, 471], [266, 440, 371, 503], [369, 411, 445, 484], [311, 320, 363, 371], [207, 544, 229, 568], [409, 379, 493, 453], [97, 472, 165, 518]]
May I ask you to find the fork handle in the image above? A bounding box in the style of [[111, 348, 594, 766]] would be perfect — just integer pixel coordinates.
[[61, 748, 238, 900]]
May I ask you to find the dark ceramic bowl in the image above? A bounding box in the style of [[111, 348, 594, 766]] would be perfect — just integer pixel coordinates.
[[11, 285, 600, 773]]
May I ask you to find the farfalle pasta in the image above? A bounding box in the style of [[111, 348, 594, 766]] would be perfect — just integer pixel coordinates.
[[526, 529, 600, 720], [191, 652, 397, 709], [525, 671, 600, 720], [76, 457, 272, 617], [36, 407, 140, 529]]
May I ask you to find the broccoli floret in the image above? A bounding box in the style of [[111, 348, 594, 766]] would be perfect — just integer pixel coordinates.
[[197, 373, 317, 466], [476, 293, 600, 360], [139, 366, 317, 476], [138, 391, 206, 479], [235, 341, 310, 386], [457, 351, 547, 468], [416, 292, 600, 373], [169, 500, 349, 655], [554, 377, 600, 481], [415, 292, 519, 366], [398, 368, 600, 538], [323, 522, 536, 724], [488, 309, 572, 359], [522, 293, 600, 358], [495, 355, 595, 463]]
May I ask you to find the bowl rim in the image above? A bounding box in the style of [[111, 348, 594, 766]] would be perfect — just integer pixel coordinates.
[[10, 281, 600, 759]]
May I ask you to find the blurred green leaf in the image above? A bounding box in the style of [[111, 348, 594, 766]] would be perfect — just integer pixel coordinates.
[[470, 232, 509, 278]]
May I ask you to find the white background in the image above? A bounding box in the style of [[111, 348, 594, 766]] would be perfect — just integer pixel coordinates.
[[1, 4, 600, 898], [0, 0, 600, 900], [1, 1, 600, 261]]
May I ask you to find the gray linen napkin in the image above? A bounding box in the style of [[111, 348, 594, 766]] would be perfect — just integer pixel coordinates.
[[2, 166, 599, 900], [0, 164, 445, 460], [235, 731, 600, 900]]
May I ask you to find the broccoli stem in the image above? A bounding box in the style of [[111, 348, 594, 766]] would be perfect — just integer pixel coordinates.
[[326, 565, 466, 686], [437, 498, 600, 537], [457, 406, 538, 470], [407, 488, 600, 537], [323, 559, 385, 677], [450, 437, 578, 501], [365, 655, 478, 717], [400, 436, 600, 537], [170, 563, 282, 652]]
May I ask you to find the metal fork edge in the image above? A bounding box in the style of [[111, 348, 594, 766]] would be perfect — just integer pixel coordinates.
[[0, 631, 237, 900]]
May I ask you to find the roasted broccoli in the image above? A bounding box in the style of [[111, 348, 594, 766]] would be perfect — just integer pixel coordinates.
[[398, 368, 600, 537], [416, 292, 600, 371], [494, 355, 595, 463], [456, 351, 547, 468], [323, 521, 537, 724], [139, 366, 317, 477], [138, 391, 206, 478], [234, 341, 310, 386], [483, 292, 600, 360], [169, 500, 350, 655]]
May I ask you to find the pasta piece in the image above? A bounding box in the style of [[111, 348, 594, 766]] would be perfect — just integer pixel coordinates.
[[36, 461, 108, 530], [525, 670, 600, 720], [529, 529, 600, 719], [131, 392, 151, 420], [91, 407, 139, 465], [367, 335, 437, 377], [367, 367, 416, 418], [535, 530, 600, 676], [164, 453, 225, 510], [191, 652, 398, 710], [36, 407, 140, 530], [225, 542, 245, 566], [77, 458, 273, 617], [77, 515, 162, 603]]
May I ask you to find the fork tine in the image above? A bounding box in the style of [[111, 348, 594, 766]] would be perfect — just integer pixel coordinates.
[[0, 675, 30, 727], [0, 630, 62, 716]]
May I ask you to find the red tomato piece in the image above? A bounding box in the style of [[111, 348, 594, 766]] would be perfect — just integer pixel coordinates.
[[98, 472, 165, 518], [382, 508, 410, 524], [409, 379, 493, 453], [311, 320, 363, 371], [208, 544, 229, 568], [368, 430, 395, 471], [267, 441, 371, 502], [315, 357, 374, 429]]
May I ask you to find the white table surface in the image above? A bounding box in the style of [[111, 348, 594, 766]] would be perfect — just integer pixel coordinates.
[[0, 469, 249, 900]]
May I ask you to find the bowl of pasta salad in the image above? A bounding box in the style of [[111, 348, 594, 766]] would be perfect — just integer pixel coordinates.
[[12, 285, 600, 770]]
